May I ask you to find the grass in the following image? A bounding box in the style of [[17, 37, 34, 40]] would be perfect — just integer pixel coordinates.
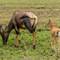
[[0, 28, 51, 60], [0, 0, 60, 60]]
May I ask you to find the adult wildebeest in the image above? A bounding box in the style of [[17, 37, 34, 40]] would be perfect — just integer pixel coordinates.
[[0, 10, 37, 49]]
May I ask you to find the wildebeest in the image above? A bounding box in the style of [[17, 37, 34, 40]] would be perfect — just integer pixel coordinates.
[[0, 10, 38, 49]]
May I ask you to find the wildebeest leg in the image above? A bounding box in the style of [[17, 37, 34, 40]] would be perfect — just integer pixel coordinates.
[[32, 31, 35, 49], [22, 18, 36, 49], [15, 34, 18, 47], [32, 26, 36, 49], [15, 24, 19, 32], [22, 18, 33, 33], [11, 18, 19, 32], [15, 29, 20, 47]]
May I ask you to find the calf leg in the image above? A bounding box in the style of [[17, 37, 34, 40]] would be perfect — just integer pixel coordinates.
[[50, 36, 54, 50], [58, 33, 60, 52], [54, 37, 57, 50]]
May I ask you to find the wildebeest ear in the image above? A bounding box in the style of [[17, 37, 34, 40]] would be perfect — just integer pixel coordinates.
[[49, 19, 51, 22]]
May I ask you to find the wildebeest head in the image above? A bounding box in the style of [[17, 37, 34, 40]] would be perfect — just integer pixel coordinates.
[[0, 25, 8, 45]]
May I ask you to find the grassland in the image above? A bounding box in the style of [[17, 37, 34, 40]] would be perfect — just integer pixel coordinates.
[[0, 0, 60, 60]]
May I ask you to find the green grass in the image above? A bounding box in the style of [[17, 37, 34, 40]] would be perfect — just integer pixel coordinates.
[[0, 0, 60, 60], [0, 28, 51, 60], [0, 27, 60, 60]]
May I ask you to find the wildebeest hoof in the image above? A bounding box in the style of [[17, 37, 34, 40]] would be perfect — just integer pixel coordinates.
[[33, 45, 35, 49]]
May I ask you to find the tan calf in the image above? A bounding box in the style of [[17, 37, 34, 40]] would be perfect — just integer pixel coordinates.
[[45, 20, 60, 51]]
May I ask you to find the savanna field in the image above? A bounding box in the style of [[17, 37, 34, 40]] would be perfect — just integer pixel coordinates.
[[0, 0, 60, 60]]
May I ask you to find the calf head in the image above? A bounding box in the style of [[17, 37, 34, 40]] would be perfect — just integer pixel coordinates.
[[45, 20, 54, 28]]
